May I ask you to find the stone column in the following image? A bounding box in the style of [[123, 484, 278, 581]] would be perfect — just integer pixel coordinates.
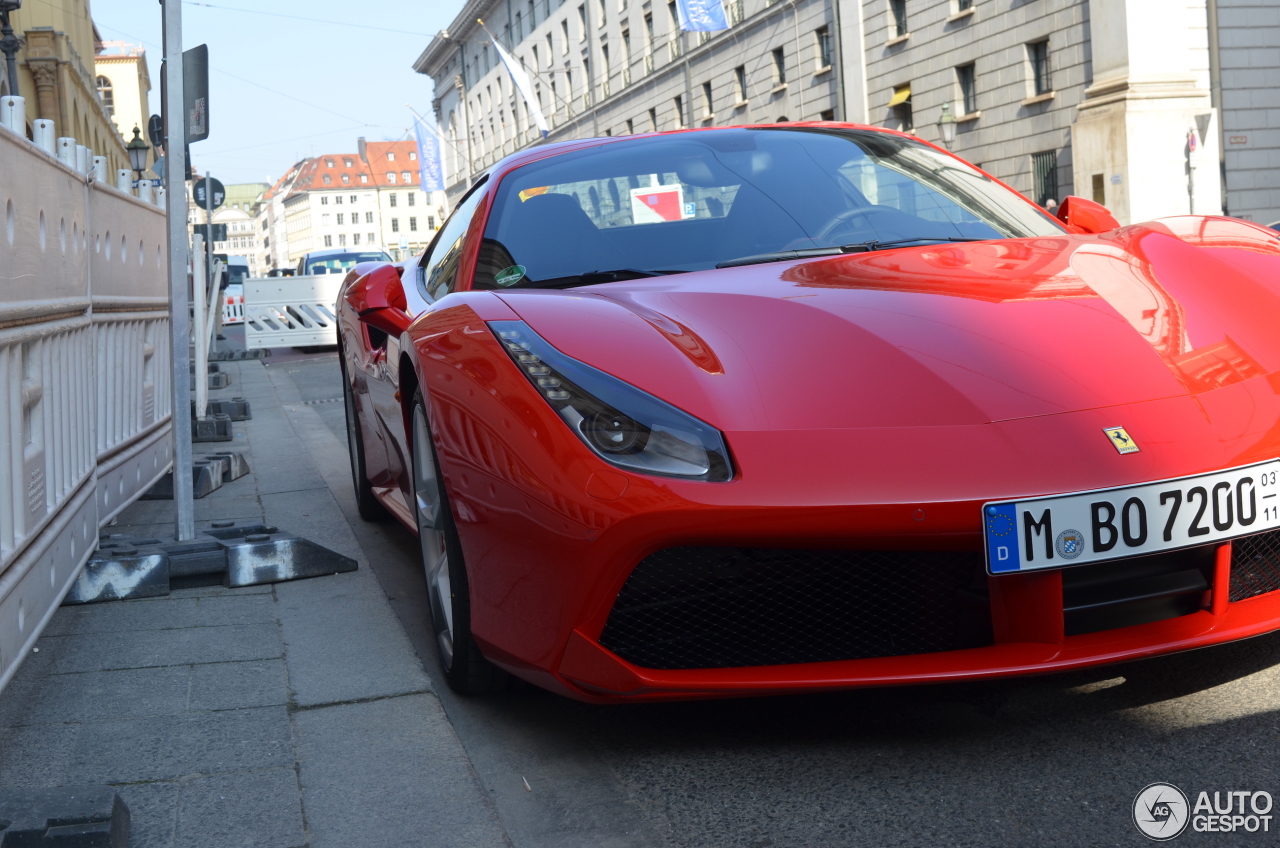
[[1071, 0, 1222, 224]]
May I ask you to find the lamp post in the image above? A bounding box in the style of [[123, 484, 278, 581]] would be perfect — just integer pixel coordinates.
[[0, 0, 21, 99], [126, 124, 150, 180], [936, 102, 957, 150]]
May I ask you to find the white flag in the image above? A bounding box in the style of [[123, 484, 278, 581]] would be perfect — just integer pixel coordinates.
[[491, 37, 549, 139]]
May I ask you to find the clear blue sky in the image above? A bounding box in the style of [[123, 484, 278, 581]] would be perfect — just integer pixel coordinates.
[[90, 0, 465, 185]]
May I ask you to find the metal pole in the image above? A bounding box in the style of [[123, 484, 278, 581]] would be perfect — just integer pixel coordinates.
[[192, 234, 208, 421], [204, 171, 214, 352], [162, 0, 195, 541], [0, 9, 20, 99]]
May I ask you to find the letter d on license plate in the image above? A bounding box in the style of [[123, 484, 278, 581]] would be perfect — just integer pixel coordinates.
[[983, 459, 1280, 574]]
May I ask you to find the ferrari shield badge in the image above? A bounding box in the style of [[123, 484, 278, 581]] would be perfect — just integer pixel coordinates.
[[496, 265, 527, 287], [1103, 426, 1139, 455]]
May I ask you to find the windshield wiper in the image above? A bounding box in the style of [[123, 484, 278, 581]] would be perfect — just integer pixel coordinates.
[[715, 237, 988, 269], [844, 237, 987, 251], [715, 247, 846, 269], [514, 268, 683, 289]]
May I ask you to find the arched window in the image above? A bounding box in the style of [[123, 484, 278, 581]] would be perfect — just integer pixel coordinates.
[[96, 76, 114, 116]]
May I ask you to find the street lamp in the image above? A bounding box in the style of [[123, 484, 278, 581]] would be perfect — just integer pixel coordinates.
[[936, 102, 957, 150], [126, 125, 150, 180], [0, 0, 21, 99]]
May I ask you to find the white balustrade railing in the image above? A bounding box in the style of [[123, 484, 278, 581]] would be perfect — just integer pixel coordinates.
[[0, 116, 171, 692]]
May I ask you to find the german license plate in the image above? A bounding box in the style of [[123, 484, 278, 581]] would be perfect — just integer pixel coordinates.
[[983, 459, 1280, 574]]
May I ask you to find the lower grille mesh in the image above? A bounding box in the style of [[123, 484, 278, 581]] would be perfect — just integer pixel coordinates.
[[598, 547, 990, 670], [1230, 529, 1280, 601]]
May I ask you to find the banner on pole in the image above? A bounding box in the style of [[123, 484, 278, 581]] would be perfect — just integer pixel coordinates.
[[489, 35, 550, 138], [415, 118, 443, 191], [675, 0, 728, 31]]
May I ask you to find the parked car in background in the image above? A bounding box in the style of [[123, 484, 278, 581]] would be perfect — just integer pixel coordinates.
[[296, 248, 393, 276]]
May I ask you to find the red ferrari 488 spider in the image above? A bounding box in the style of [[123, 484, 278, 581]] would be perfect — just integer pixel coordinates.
[[336, 123, 1280, 702]]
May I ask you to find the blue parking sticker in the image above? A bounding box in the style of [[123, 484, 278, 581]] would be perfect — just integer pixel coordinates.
[[984, 503, 1021, 573]]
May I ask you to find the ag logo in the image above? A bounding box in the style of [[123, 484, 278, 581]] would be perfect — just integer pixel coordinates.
[[1134, 782, 1190, 840]]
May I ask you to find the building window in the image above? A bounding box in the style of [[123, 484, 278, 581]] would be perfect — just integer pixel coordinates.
[[335, 195, 343, 204], [337, 213, 344, 225], [819, 109, 834, 121], [735, 65, 747, 102], [1029, 40, 1051, 95], [390, 193, 398, 207], [360, 174, 368, 183], [391, 218, 400, 233], [772, 48, 786, 85], [890, 0, 907, 37], [561, 20, 570, 53], [598, 0, 607, 24], [387, 172, 397, 183], [815, 26, 832, 69], [341, 174, 350, 184], [674, 95, 685, 128], [410, 217, 418, 231], [387, 151, 396, 161], [890, 83, 912, 131], [366, 211, 374, 223], [409, 150, 417, 160], [368, 232, 376, 243], [1032, 150, 1058, 207], [325, 158, 335, 167], [428, 216, 437, 229], [958, 0, 973, 10], [408, 193, 416, 206], [344, 158, 353, 166], [324, 235, 333, 247], [649, 106, 658, 131], [702, 81, 713, 117], [322, 174, 332, 185], [353, 233, 361, 245], [1092, 173, 1106, 205], [321, 196, 329, 205], [578, 3, 587, 35], [96, 76, 114, 116], [401, 171, 411, 182], [339, 234, 347, 246], [626, 118, 634, 134], [350, 195, 357, 203], [957, 63, 977, 114]]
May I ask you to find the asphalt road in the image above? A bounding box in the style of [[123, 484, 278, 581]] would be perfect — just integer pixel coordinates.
[[274, 346, 1280, 848]]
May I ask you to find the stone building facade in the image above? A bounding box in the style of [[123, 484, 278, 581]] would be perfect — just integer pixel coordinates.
[[418, 0, 1274, 226], [1216, 0, 1280, 224], [5, 0, 136, 175], [415, 0, 841, 202]]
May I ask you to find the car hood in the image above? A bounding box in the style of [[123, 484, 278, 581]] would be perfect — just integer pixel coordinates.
[[494, 217, 1280, 433]]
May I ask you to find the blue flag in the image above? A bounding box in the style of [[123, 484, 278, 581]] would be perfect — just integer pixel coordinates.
[[675, 0, 728, 31], [415, 118, 443, 192]]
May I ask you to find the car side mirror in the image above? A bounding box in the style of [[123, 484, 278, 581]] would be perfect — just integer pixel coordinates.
[[343, 264, 411, 336], [1055, 196, 1120, 235]]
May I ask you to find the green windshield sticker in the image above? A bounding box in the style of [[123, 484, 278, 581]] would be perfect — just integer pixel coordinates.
[[496, 265, 526, 287]]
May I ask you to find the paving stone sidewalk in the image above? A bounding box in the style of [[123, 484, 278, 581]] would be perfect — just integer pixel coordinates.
[[0, 357, 511, 848]]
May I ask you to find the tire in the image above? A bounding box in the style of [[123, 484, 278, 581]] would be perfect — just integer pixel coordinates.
[[341, 354, 389, 521], [411, 389, 507, 694]]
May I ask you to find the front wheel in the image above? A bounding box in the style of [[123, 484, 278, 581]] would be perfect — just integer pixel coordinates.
[[341, 354, 388, 522], [411, 389, 507, 694]]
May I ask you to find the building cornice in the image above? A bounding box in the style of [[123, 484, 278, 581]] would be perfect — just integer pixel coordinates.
[[413, 0, 493, 78]]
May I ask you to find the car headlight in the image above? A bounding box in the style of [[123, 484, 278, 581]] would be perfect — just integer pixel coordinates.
[[490, 320, 733, 482]]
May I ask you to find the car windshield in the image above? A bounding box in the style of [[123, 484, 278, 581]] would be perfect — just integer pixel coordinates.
[[227, 265, 250, 285], [306, 251, 391, 274], [473, 128, 1065, 288]]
